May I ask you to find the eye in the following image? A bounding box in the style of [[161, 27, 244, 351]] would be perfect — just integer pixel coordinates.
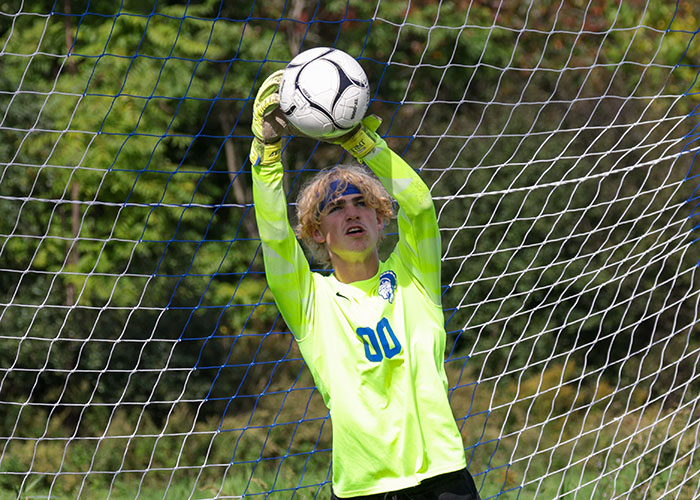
[[328, 204, 342, 213]]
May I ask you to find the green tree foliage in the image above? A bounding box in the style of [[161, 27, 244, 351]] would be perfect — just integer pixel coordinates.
[[0, 0, 698, 435]]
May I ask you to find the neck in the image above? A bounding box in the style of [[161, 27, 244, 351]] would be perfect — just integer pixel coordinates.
[[330, 252, 379, 284]]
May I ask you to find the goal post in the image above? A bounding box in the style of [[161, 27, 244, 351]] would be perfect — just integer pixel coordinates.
[[1, 1, 699, 499]]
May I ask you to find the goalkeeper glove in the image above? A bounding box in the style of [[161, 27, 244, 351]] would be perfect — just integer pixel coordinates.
[[335, 114, 382, 160], [249, 70, 287, 166]]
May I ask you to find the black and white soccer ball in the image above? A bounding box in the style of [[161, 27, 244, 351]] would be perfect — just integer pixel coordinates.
[[279, 47, 370, 139]]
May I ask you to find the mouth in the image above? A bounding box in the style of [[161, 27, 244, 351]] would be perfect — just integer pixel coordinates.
[[345, 225, 366, 237]]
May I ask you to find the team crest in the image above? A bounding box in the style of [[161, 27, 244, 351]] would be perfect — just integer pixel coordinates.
[[378, 270, 397, 303]]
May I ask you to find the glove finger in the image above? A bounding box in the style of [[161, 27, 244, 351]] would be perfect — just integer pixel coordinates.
[[254, 93, 281, 122], [265, 69, 285, 86], [255, 69, 285, 102], [252, 70, 286, 142], [261, 69, 284, 88]]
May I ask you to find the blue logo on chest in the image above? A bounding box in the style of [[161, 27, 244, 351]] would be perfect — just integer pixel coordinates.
[[378, 270, 397, 303]]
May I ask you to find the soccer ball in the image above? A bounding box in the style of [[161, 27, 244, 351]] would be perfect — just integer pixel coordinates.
[[279, 47, 370, 139]]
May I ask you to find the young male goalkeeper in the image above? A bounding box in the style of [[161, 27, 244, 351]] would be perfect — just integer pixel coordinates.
[[249, 70, 481, 500]]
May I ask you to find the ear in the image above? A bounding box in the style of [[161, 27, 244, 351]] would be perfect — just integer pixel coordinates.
[[312, 228, 325, 244], [376, 212, 385, 229]]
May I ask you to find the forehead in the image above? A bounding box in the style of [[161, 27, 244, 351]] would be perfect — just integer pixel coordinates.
[[327, 193, 364, 206]]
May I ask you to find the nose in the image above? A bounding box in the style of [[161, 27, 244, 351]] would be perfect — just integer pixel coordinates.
[[344, 203, 360, 218]]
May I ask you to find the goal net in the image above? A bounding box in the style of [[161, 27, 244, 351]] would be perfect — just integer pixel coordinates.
[[1, 1, 699, 499]]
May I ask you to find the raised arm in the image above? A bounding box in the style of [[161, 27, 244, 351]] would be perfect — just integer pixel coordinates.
[[251, 160, 313, 337], [339, 117, 442, 305], [249, 71, 313, 338]]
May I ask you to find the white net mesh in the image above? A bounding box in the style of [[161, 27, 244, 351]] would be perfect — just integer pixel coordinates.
[[0, 1, 699, 499]]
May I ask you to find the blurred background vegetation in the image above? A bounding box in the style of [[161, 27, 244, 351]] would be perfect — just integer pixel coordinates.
[[1, 0, 699, 498]]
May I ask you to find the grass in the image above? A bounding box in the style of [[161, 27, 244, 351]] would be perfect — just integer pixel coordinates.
[[1, 363, 698, 499]]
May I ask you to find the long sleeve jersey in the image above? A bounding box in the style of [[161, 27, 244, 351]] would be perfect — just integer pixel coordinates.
[[251, 137, 466, 497]]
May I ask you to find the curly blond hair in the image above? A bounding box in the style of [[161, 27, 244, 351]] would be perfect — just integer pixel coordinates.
[[295, 164, 396, 266]]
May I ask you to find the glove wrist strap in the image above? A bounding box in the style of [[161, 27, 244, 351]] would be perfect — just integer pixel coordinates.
[[339, 115, 382, 159], [250, 138, 282, 166], [340, 127, 377, 159]]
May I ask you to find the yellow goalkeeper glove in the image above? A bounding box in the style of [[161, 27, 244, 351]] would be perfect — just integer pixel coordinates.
[[335, 114, 382, 160], [249, 70, 287, 166]]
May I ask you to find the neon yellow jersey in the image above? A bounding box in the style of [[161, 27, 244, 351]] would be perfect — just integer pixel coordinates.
[[251, 138, 466, 497]]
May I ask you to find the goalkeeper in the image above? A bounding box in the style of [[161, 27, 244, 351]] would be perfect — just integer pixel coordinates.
[[249, 71, 481, 500]]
